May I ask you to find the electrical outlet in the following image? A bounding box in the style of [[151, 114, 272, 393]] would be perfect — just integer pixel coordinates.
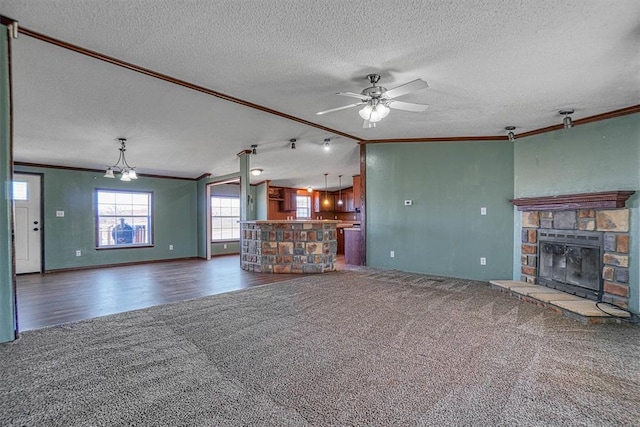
[[56, 210, 65, 217], [223, 244, 227, 249], [169, 244, 174, 250], [390, 251, 395, 258], [404, 200, 413, 206], [480, 257, 486, 265], [75, 250, 81, 257]]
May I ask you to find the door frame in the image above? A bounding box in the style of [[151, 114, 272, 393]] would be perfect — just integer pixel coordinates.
[[13, 171, 44, 274], [205, 176, 241, 261]]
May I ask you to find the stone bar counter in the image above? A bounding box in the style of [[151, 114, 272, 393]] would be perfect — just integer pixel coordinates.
[[240, 220, 339, 273]]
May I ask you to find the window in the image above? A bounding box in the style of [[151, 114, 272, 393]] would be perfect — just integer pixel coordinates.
[[96, 189, 152, 248], [211, 196, 240, 241], [12, 181, 28, 201], [296, 195, 311, 219]]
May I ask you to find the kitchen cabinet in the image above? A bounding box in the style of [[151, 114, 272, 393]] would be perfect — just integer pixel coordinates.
[[353, 175, 361, 209], [337, 227, 345, 254], [315, 191, 334, 212], [344, 228, 362, 265], [335, 189, 354, 212], [282, 188, 297, 212]]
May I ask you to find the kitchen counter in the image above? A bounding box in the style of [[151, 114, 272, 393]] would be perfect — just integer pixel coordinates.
[[240, 220, 339, 273]]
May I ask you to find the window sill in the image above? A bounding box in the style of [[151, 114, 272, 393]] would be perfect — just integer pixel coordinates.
[[211, 239, 239, 244], [95, 244, 155, 250]]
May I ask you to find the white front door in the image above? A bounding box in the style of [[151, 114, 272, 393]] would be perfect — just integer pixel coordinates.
[[14, 173, 42, 274]]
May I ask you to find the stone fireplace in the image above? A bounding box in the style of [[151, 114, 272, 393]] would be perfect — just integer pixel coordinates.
[[512, 191, 634, 309]]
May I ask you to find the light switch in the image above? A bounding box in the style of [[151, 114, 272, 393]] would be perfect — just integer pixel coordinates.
[[480, 207, 487, 215]]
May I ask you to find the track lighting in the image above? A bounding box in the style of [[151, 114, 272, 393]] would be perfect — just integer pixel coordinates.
[[505, 126, 516, 142], [290, 138, 296, 149], [323, 138, 331, 151], [104, 138, 138, 181], [251, 144, 258, 155], [559, 110, 574, 129]]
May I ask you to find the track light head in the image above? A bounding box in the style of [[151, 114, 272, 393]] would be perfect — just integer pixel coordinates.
[[505, 126, 516, 142], [559, 110, 575, 129]]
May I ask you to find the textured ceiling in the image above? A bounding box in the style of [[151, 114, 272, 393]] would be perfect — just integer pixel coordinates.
[[1, 0, 638, 190]]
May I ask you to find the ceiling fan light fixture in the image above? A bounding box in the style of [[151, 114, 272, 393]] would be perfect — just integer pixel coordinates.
[[559, 109, 575, 129], [377, 103, 390, 119], [323, 138, 331, 151], [358, 104, 373, 120]]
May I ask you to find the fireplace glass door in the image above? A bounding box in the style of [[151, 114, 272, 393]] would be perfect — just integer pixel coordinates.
[[537, 230, 603, 300]]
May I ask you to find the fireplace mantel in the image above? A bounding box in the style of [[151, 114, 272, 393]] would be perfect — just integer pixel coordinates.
[[511, 191, 635, 211]]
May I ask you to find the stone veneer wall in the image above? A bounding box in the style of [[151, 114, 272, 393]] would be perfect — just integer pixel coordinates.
[[520, 208, 630, 308], [241, 222, 337, 273]]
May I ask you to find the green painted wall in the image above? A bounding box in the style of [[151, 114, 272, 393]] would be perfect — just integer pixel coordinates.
[[255, 182, 268, 220], [513, 114, 640, 313], [366, 141, 514, 280], [0, 25, 16, 342], [15, 165, 198, 270]]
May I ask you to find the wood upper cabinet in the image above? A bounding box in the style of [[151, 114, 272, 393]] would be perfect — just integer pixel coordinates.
[[282, 188, 297, 212], [313, 190, 333, 213], [352, 175, 361, 209], [320, 191, 334, 211], [335, 189, 354, 212]]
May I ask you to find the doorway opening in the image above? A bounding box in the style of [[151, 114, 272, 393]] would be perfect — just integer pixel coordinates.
[[13, 173, 43, 274]]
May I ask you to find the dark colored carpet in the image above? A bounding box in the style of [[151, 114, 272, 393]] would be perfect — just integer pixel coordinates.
[[1, 270, 638, 426]]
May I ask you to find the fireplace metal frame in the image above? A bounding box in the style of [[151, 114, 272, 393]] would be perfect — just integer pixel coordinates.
[[537, 229, 604, 300]]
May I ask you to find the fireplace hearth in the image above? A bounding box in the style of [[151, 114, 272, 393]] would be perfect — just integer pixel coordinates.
[[537, 230, 602, 300]]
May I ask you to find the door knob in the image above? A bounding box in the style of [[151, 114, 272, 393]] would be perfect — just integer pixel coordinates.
[[33, 228, 39, 231]]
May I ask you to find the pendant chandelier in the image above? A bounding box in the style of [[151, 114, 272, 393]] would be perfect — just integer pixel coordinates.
[[323, 173, 329, 206], [337, 175, 343, 206], [104, 138, 138, 181]]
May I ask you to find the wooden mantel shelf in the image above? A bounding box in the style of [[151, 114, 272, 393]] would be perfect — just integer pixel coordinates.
[[511, 191, 635, 211]]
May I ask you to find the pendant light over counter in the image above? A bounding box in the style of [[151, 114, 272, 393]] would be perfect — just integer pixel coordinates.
[[323, 173, 330, 206], [337, 175, 343, 206]]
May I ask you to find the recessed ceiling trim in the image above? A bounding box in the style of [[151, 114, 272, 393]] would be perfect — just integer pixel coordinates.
[[361, 104, 640, 144], [14, 161, 199, 181], [516, 104, 640, 139], [362, 136, 507, 144], [17, 25, 362, 143]]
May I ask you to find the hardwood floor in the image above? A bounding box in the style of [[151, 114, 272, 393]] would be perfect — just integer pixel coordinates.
[[16, 255, 331, 332]]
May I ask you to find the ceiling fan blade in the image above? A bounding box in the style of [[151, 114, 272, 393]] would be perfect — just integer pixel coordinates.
[[316, 102, 365, 115], [388, 100, 429, 112], [337, 91, 370, 100], [384, 79, 429, 99]]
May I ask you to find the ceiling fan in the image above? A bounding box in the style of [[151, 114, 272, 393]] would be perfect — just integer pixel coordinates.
[[316, 74, 429, 128]]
